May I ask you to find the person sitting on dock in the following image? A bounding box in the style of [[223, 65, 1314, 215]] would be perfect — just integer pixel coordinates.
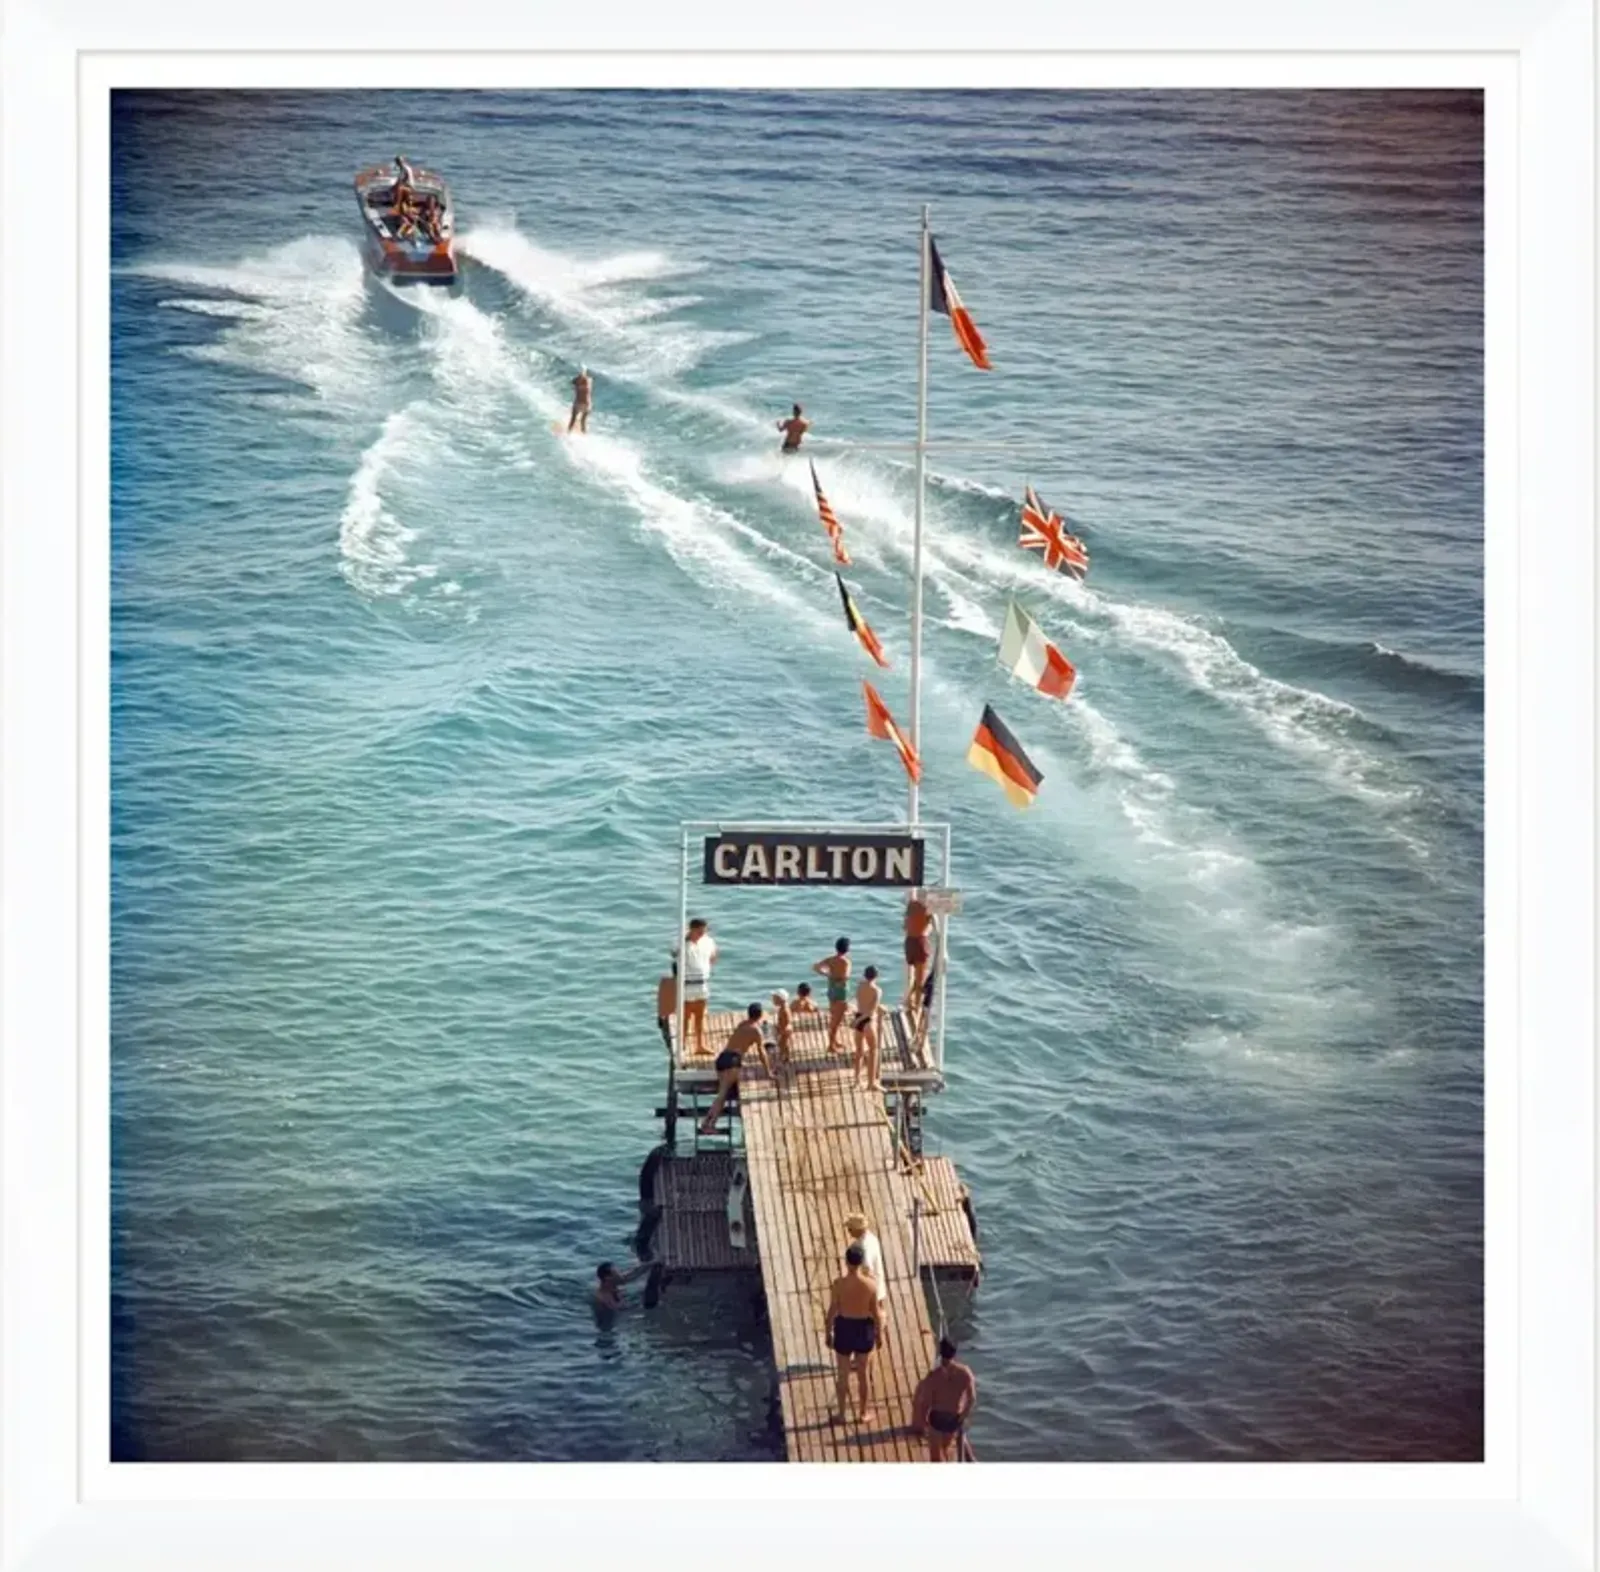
[[811, 937, 852, 1054], [852, 965, 883, 1089], [826, 1243, 884, 1426], [776, 403, 810, 453], [656, 959, 677, 1050], [913, 1338, 977, 1461], [698, 1003, 773, 1134], [792, 981, 819, 1016], [903, 889, 933, 1015], [594, 1259, 653, 1312], [844, 1211, 888, 1322], [680, 917, 718, 1056]]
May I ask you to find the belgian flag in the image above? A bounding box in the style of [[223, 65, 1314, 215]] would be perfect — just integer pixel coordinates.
[[967, 704, 1042, 808], [836, 573, 889, 668]]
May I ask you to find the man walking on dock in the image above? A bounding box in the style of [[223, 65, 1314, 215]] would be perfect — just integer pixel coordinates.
[[681, 917, 718, 1056], [826, 1243, 884, 1427], [913, 1338, 977, 1461], [845, 1212, 889, 1324]]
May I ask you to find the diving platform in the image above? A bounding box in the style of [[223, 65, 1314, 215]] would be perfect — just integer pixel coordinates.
[[630, 818, 979, 1460]]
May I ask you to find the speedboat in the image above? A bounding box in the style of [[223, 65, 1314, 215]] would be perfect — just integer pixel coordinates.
[[354, 161, 458, 287]]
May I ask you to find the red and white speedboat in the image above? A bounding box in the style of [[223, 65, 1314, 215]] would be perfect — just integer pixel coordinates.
[[354, 160, 458, 287]]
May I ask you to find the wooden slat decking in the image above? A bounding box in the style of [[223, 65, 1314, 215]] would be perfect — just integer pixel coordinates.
[[741, 1064, 949, 1462], [669, 1006, 931, 1083]]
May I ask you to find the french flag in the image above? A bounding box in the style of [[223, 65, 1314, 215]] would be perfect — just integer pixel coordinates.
[[998, 601, 1076, 701], [928, 236, 991, 371]]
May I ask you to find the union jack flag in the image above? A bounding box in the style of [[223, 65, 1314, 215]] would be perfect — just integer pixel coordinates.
[[1019, 486, 1090, 580], [810, 462, 850, 566]]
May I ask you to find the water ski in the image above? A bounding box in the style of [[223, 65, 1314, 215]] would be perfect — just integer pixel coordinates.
[[727, 1160, 749, 1250]]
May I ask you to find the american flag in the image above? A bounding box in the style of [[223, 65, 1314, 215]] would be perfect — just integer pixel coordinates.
[[810, 462, 851, 566], [1020, 486, 1090, 580]]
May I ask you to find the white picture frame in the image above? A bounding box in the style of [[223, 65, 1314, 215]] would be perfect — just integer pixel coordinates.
[[3, 1, 1591, 1568]]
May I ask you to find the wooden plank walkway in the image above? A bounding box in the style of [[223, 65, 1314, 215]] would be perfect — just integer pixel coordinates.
[[670, 1006, 932, 1084], [646, 1150, 979, 1279], [741, 1063, 950, 1462]]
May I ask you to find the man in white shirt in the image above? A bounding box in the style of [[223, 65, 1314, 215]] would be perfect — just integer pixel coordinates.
[[680, 917, 719, 1056], [845, 1211, 888, 1324]]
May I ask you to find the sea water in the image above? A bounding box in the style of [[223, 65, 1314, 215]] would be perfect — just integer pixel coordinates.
[[111, 88, 1483, 1461]]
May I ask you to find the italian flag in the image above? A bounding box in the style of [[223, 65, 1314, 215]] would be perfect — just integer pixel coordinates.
[[998, 601, 1076, 700]]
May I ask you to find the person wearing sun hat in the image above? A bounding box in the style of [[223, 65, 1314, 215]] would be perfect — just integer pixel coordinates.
[[844, 1210, 888, 1317]]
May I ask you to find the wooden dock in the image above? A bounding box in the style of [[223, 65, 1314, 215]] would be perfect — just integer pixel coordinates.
[[640, 1004, 980, 1460], [742, 1064, 959, 1461]]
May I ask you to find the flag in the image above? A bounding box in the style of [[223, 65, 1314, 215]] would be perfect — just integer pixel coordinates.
[[863, 681, 921, 783], [810, 462, 850, 566], [836, 573, 889, 668], [927, 236, 991, 371], [967, 704, 1042, 809], [1019, 486, 1090, 580], [998, 601, 1076, 700]]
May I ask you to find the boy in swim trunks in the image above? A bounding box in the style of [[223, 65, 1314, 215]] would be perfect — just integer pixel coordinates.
[[770, 990, 793, 1067], [811, 937, 852, 1054], [656, 959, 677, 1050], [825, 1242, 884, 1426], [852, 965, 883, 1089], [903, 890, 933, 1015], [913, 1337, 977, 1461], [698, 1003, 773, 1134]]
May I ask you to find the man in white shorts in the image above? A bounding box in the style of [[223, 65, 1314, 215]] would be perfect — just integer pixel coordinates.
[[680, 917, 719, 1056]]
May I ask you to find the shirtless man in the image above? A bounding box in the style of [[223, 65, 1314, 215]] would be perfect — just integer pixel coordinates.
[[568, 366, 594, 434], [913, 1338, 978, 1461], [594, 1259, 653, 1312], [852, 965, 883, 1089], [903, 889, 934, 1014], [656, 960, 677, 1050], [811, 937, 852, 1054], [825, 1243, 885, 1426], [845, 1211, 888, 1324], [792, 981, 819, 1016], [698, 1003, 774, 1134], [776, 403, 811, 453]]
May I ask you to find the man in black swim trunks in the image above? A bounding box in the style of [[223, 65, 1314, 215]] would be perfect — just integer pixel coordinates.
[[913, 1336, 977, 1461], [776, 403, 810, 453], [698, 1003, 773, 1134], [825, 1242, 884, 1426]]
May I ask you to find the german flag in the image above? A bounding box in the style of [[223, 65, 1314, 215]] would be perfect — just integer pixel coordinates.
[[928, 236, 991, 371], [967, 704, 1042, 808], [836, 573, 889, 668], [863, 681, 921, 783]]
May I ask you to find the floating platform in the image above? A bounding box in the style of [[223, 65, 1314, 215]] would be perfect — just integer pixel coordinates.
[[639, 1005, 980, 1462]]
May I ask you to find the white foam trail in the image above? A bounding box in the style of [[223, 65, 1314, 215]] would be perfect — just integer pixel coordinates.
[[133, 237, 373, 404], [458, 225, 718, 375], [338, 407, 434, 598], [413, 294, 828, 620]]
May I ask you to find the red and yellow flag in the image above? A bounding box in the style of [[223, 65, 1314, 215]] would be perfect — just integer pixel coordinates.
[[863, 681, 921, 783], [810, 462, 851, 567]]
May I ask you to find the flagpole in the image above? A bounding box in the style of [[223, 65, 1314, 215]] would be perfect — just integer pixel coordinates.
[[909, 203, 930, 829]]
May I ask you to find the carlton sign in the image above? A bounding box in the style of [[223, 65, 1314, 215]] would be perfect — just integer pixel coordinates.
[[703, 831, 925, 887]]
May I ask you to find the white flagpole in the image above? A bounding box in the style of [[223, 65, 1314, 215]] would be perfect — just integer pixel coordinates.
[[909, 204, 930, 829]]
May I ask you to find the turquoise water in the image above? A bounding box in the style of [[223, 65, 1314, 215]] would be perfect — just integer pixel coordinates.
[[111, 89, 1484, 1461]]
